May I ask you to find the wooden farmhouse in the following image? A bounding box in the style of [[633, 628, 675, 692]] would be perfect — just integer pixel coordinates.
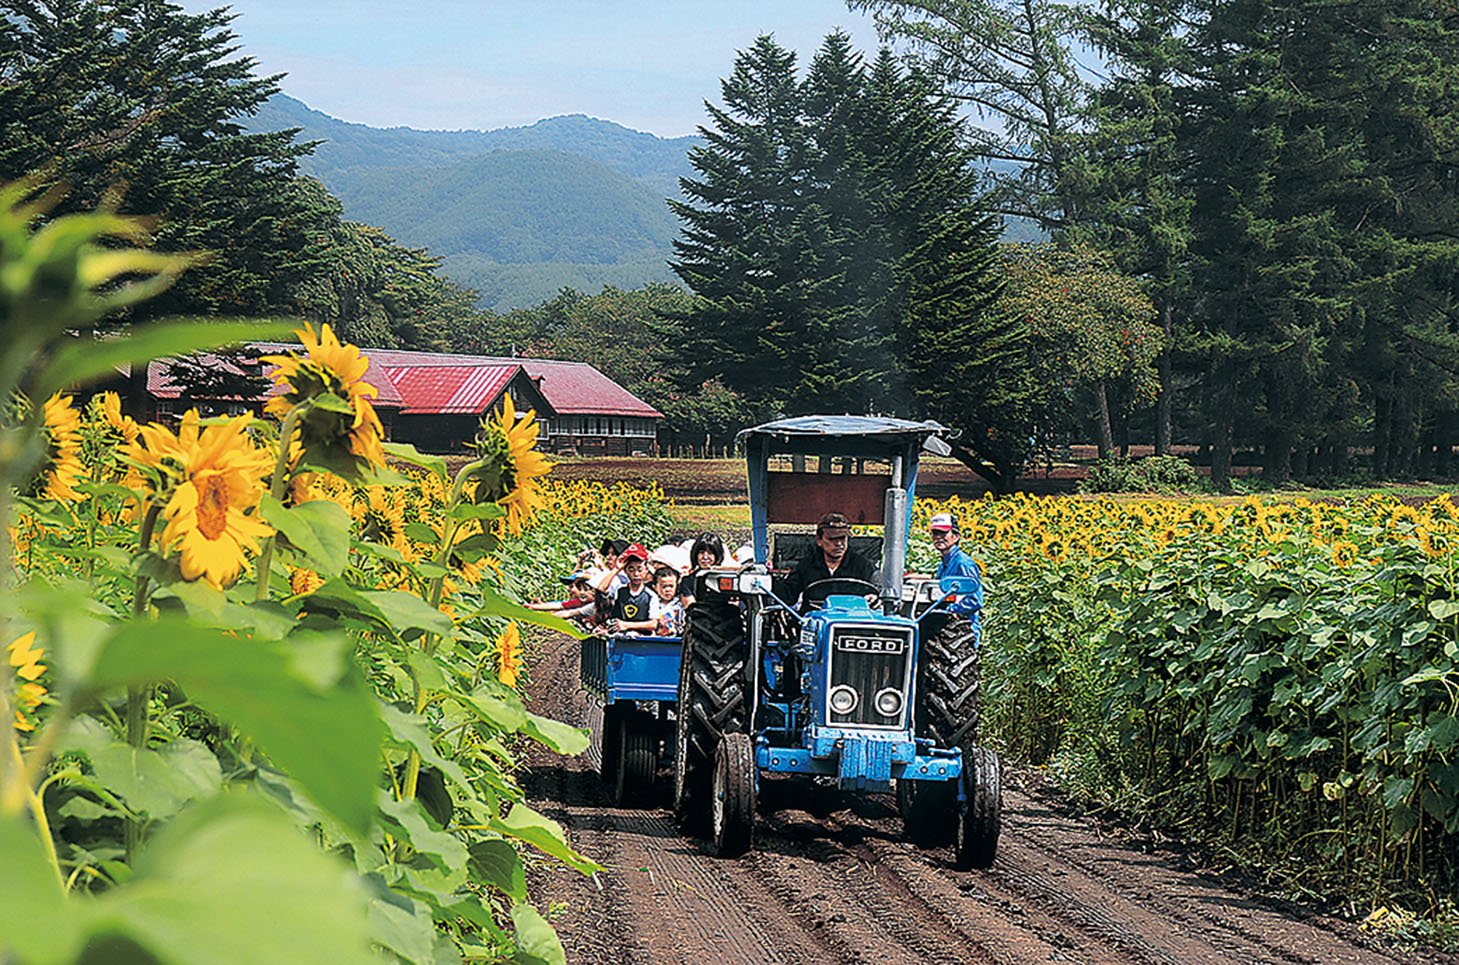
[[119, 345, 662, 456]]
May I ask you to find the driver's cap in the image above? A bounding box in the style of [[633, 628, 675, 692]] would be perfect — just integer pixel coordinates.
[[816, 512, 851, 535]]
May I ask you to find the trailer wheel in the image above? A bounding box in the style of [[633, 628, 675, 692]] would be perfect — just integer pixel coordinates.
[[612, 712, 657, 807], [673, 602, 747, 831], [918, 616, 981, 748], [955, 745, 1002, 869], [711, 731, 756, 857], [596, 703, 623, 784], [897, 776, 957, 847]]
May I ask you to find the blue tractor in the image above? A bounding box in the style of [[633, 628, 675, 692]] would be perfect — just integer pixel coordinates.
[[672, 415, 1001, 865]]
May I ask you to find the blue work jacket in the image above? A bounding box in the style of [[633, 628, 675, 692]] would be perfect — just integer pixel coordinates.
[[935, 545, 984, 621]]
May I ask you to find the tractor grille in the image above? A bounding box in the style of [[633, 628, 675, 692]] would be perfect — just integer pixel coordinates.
[[827, 626, 912, 728]]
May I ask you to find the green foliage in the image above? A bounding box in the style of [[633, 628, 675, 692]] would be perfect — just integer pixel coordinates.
[[958, 494, 1459, 909], [0, 2, 485, 351], [852, 0, 1092, 232], [671, 33, 1023, 481], [0, 185, 693, 963], [1079, 454, 1202, 494]]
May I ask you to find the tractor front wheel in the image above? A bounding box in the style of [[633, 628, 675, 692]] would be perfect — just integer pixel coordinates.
[[954, 745, 1002, 869], [711, 732, 756, 857]]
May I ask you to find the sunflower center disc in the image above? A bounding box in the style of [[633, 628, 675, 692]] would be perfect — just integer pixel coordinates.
[[196, 475, 230, 539]]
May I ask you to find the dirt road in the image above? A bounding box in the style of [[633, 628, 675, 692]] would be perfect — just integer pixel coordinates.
[[522, 631, 1442, 965]]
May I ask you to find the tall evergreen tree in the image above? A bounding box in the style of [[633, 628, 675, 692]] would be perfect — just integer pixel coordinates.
[[852, 0, 1093, 233], [0, 0, 317, 318], [670, 35, 825, 418], [1083, 0, 1196, 455], [673, 32, 1025, 481]]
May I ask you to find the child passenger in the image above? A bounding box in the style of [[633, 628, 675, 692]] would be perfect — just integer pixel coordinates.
[[526, 573, 596, 626]]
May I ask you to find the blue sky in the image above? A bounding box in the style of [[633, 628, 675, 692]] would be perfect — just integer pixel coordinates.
[[183, 1, 885, 137]]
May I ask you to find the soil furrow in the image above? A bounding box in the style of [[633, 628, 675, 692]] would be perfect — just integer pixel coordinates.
[[999, 789, 1408, 965], [519, 629, 1435, 965]]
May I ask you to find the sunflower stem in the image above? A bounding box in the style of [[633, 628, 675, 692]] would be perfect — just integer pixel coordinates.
[[254, 404, 307, 603], [401, 457, 485, 804], [124, 502, 162, 863]]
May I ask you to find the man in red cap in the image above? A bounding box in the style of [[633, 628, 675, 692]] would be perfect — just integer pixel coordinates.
[[775, 512, 879, 611], [929, 512, 983, 630]]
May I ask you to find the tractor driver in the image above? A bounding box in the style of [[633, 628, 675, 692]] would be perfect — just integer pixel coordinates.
[[775, 512, 879, 611]]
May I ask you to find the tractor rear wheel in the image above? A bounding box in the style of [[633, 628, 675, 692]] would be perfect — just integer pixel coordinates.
[[955, 745, 1002, 869], [612, 712, 657, 807], [673, 602, 747, 831], [711, 732, 756, 857], [918, 616, 981, 748]]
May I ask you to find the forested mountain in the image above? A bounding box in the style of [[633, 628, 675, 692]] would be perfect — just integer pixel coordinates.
[[249, 94, 1037, 308], [247, 95, 692, 308], [251, 94, 699, 196]]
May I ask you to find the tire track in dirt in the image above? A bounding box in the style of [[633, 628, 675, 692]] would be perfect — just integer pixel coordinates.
[[522, 629, 1441, 965], [522, 630, 836, 964]]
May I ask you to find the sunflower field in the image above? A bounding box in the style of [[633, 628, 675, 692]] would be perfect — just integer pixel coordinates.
[[0, 183, 670, 963], [912, 492, 1459, 912]]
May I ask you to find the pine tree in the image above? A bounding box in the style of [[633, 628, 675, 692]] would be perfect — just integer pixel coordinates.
[[1083, 0, 1196, 455], [0, 0, 317, 318], [670, 35, 820, 417]]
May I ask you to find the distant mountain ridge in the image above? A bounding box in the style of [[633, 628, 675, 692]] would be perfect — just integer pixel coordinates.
[[252, 94, 699, 196], [248, 94, 697, 309], [248, 95, 1041, 311]]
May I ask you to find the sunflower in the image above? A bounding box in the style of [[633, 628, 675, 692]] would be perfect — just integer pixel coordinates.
[[152, 414, 275, 589], [1330, 540, 1359, 568], [1417, 527, 1449, 559], [8, 630, 47, 732], [495, 622, 524, 688], [290, 567, 325, 595], [1039, 533, 1068, 563], [472, 393, 552, 536], [98, 390, 140, 445], [354, 485, 408, 552], [261, 324, 386, 475], [34, 392, 85, 502]]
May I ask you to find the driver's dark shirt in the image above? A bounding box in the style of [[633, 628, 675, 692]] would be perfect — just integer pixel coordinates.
[[775, 548, 878, 610]]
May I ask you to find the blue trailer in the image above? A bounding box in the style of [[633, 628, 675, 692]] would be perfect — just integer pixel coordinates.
[[579, 632, 680, 805]]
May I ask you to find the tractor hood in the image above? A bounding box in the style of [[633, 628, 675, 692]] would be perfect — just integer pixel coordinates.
[[736, 415, 951, 456]]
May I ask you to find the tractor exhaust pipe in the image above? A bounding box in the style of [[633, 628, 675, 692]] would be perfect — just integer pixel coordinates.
[[882, 485, 907, 606]]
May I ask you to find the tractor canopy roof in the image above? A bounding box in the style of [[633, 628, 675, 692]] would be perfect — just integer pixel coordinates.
[[736, 415, 951, 457]]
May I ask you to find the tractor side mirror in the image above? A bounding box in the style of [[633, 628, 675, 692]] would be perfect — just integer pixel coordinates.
[[738, 572, 774, 595], [939, 575, 979, 595]]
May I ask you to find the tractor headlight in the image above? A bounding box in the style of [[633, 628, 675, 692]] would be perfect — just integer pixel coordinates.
[[828, 685, 859, 716], [874, 688, 904, 718]]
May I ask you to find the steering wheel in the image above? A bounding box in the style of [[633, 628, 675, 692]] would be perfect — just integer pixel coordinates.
[[801, 577, 882, 612]]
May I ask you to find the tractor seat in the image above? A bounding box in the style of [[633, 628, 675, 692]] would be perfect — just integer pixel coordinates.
[[770, 531, 883, 571]]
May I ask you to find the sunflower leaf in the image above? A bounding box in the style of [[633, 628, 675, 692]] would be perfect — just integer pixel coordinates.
[[259, 494, 350, 578], [310, 391, 356, 415], [381, 442, 447, 485], [470, 587, 585, 639], [86, 620, 382, 835]]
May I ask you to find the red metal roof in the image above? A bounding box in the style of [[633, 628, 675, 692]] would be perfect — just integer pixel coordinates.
[[126, 344, 658, 420], [382, 364, 517, 415], [361, 349, 662, 419], [140, 349, 406, 409]]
